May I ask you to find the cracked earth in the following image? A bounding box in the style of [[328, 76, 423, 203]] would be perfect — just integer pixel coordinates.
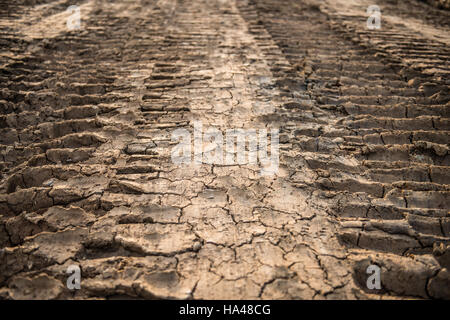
[[0, 0, 449, 299]]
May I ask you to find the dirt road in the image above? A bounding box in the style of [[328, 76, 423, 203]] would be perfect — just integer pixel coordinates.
[[0, 0, 449, 299]]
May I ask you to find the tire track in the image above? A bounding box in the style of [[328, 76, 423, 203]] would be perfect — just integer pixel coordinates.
[[238, 0, 449, 299]]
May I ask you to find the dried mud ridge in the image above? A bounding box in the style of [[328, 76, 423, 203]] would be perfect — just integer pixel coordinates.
[[0, 0, 449, 299]]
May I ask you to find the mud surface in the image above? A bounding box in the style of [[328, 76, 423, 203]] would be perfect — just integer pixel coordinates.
[[0, 0, 449, 299]]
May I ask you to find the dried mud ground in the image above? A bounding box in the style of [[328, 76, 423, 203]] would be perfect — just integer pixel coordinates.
[[0, 0, 449, 300]]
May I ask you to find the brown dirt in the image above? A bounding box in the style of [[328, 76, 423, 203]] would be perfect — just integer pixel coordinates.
[[0, 0, 449, 299]]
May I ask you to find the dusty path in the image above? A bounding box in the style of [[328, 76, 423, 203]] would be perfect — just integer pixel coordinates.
[[0, 0, 449, 299]]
